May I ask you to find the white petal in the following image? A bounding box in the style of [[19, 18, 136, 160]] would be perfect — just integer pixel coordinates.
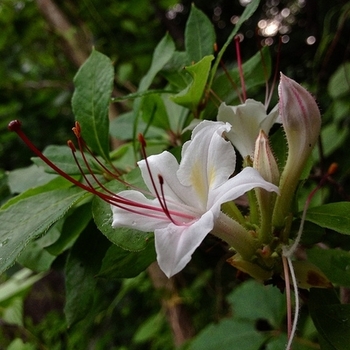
[[177, 120, 236, 205], [138, 151, 200, 209], [111, 190, 170, 231], [208, 167, 279, 212], [218, 100, 275, 157], [155, 210, 215, 277]]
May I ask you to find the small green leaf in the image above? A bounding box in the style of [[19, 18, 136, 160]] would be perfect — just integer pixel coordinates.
[[208, 0, 261, 88], [64, 222, 110, 327], [171, 55, 214, 113], [98, 239, 156, 279], [0, 187, 87, 274], [138, 33, 175, 92], [72, 50, 114, 160], [305, 202, 350, 235], [307, 247, 350, 287], [328, 63, 350, 99], [185, 5, 215, 63]]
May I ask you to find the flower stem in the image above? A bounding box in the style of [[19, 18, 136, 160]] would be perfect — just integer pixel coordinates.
[[212, 212, 257, 260]]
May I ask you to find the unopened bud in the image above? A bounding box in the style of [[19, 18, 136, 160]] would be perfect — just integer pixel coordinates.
[[273, 73, 321, 228], [254, 130, 279, 243]]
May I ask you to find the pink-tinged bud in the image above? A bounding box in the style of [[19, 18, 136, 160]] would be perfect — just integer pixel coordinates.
[[253, 130, 280, 243], [273, 73, 321, 228], [253, 130, 279, 186]]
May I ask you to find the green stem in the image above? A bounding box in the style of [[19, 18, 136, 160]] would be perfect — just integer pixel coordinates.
[[212, 212, 257, 260]]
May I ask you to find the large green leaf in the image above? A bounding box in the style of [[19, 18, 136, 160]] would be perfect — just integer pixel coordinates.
[[227, 280, 286, 329], [309, 289, 350, 350], [72, 49, 114, 160], [0, 187, 87, 274], [185, 5, 215, 63], [98, 240, 156, 279], [305, 202, 350, 235], [307, 247, 350, 287]]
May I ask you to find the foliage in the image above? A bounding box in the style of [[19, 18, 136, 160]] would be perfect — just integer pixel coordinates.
[[1, 0, 350, 349]]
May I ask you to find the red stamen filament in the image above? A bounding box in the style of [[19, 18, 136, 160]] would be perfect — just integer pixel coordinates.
[[9, 120, 194, 224], [235, 36, 247, 102]]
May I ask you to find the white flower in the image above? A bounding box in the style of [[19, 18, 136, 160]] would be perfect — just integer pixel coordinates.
[[217, 99, 279, 158], [111, 120, 279, 278]]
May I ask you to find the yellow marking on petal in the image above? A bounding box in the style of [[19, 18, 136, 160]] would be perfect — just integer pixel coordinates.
[[190, 161, 208, 204]]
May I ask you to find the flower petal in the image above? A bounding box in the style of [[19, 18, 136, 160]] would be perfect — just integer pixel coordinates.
[[177, 120, 236, 206], [138, 151, 200, 209], [111, 190, 170, 231], [217, 100, 279, 157], [155, 210, 215, 277], [208, 167, 279, 212]]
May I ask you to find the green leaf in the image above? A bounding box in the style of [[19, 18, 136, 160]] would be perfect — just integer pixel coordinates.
[[72, 50, 114, 160], [307, 247, 350, 287], [141, 94, 170, 130], [46, 203, 92, 256], [305, 202, 350, 235], [309, 289, 350, 350], [208, 0, 261, 88], [0, 268, 45, 304], [138, 33, 175, 92], [98, 239, 156, 279], [328, 63, 350, 99], [227, 279, 286, 329], [16, 222, 61, 272], [64, 222, 110, 327], [7, 165, 58, 194], [189, 319, 267, 350], [0, 187, 87, 274], [185, 5, 215, 63], [171, 55, 214, 113], [204, 47, 271, 119], [2, 175, 74, 210], [92, 191, 153, 252], [32, 145, 100, 175], [92, 175, 152, 251]]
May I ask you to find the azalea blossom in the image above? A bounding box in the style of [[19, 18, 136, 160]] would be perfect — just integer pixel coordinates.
[[217, 99, 279, 158], [111, 120, 279, 278]]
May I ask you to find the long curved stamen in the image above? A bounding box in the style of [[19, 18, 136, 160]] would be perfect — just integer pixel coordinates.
[[138, 133, 183, 225], [235, 36, 247, 102], [8, 120, 195, 224]]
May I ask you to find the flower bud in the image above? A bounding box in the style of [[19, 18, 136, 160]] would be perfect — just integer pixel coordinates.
[[273, 73, 321, 228], [253, 130, 280, 243]]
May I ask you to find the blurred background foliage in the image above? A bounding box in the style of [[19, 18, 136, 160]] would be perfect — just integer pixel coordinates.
[[0, 0, 350, 348]]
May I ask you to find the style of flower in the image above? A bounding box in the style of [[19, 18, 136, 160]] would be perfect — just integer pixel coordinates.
[[217, 99, 279, 158], [111, 120, 279, 278]]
